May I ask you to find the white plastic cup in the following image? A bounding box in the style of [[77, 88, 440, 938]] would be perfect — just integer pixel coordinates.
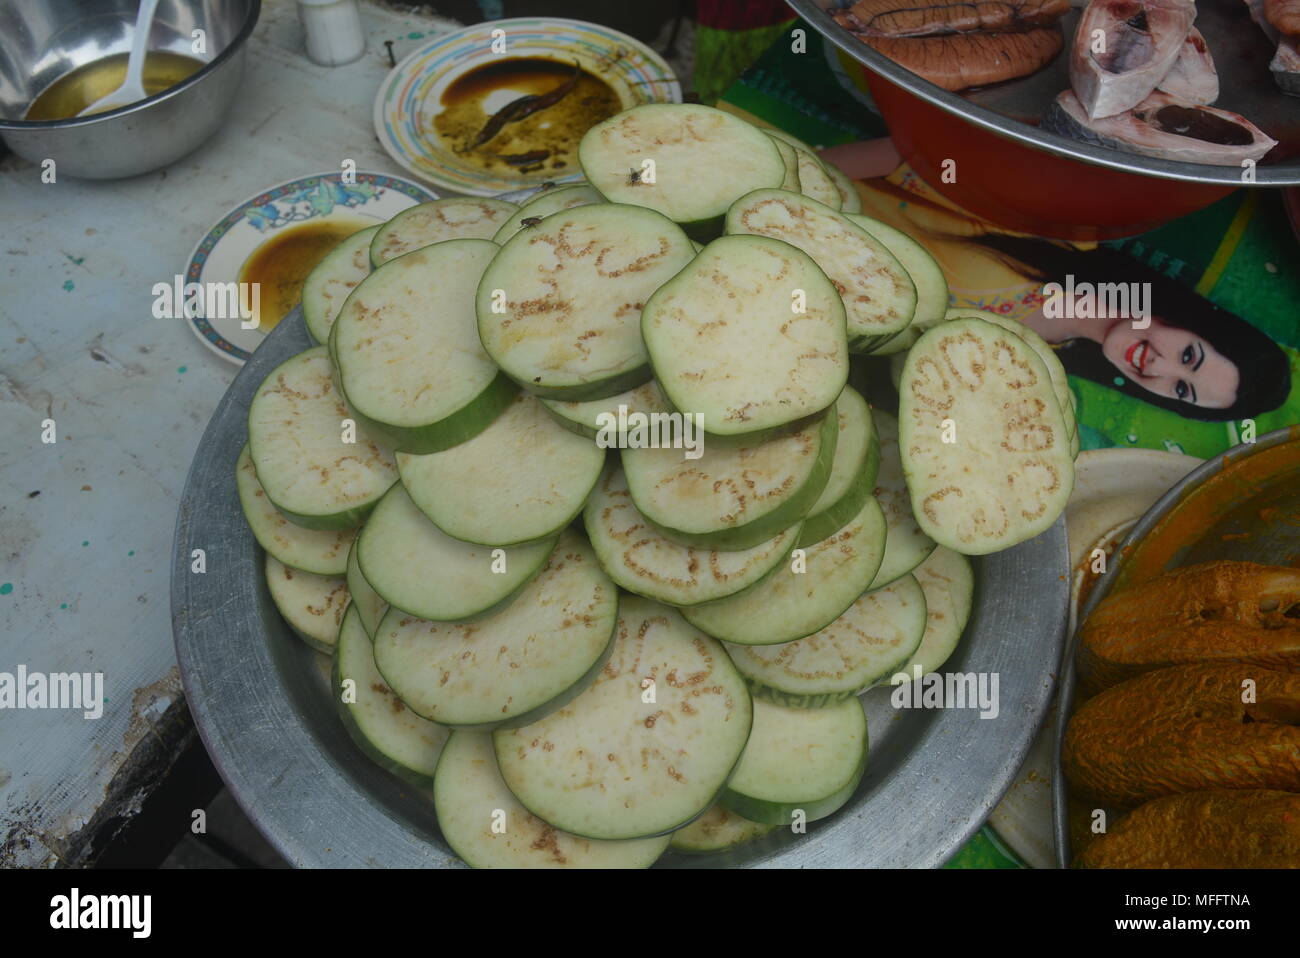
[[298, 0, 367, 67]]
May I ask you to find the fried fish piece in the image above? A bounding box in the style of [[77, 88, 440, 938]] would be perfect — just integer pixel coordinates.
[[1076, 789, 1300, 868], [1063, 663, 1300, 809], [836, 0, 1071, 37], [1266, 0, 1300, 36], [855, 27, 1064, 90], [1078, 561, 1300, 694]]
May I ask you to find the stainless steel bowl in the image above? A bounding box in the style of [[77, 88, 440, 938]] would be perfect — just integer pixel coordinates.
[[173, 307, 1071, 869], [0, 0, 260, 179]]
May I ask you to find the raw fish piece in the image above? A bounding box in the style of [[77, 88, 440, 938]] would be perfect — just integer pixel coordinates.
[[1042, 89, 1278, 165], [1273, 37, 1300, 94], [1070, 0, 1196, 118], [835, 0, 1070, 36], [1156, 28, 1218, 103], [1249, 0, 1300, 94]]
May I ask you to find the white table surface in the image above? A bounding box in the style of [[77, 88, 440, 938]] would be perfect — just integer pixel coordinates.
[[0, 0, 460, 866]]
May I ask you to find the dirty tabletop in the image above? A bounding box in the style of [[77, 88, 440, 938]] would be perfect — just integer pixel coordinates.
[[0, 0, 459, 866]]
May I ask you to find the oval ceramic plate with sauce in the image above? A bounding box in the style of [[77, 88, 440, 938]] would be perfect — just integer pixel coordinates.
[[373, 17, 680, 195], [183, 171, 435, 365]]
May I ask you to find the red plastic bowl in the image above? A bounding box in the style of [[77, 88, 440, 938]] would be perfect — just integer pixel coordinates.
[[864, 72, 1234, 241]]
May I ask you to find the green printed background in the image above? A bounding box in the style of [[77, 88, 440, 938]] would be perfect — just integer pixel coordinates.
[[717, 18, 1300, 868]]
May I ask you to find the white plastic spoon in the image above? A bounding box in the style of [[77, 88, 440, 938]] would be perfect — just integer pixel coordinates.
[[78, 0, 163, 117]]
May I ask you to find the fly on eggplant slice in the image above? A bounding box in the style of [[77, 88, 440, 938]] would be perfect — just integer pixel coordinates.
[[1069, 0, 1196, 119], [1042, 89, 1278, 165]]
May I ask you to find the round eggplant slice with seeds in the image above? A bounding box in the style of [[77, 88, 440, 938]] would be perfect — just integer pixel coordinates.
[[247, 346, 397, 531], [899, 546, 975, 677], [333, 239, 518, 455], [477, 203, 694, 401], [578, 103, 786, 239], [641, 234, 849, 438], [372, 529, 617, 729], [235, 443, 355, 576], [682, 494, 887, 647], [797, 385, 879, 547], [493, 594, 753, 841], [898, 318, 1075, 555], [726, 573, 928, 708], [369, 197, 517, 266], [719, 697, 869, 826], [265, 554, 349, 654], [765, 134, 803, 192], [727, 189, 916, 350], [302, 225, 379, 345], [669, 803, 775, 854], [396, 391, 604, 547], [585, 466, 801, 608], [435, 731, 669, 868], [847, 214, 948, 333], [869, 410, 937, 590], [345, 540, 387, 639], [334, 605, 448, 784], [538, 379, 674, 440], [622, 408, 837, 551], [357, 484, 556, 623], [491, 184, 604, 244]]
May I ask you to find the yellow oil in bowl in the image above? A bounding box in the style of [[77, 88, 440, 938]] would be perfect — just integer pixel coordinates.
[[25, 51, 206, 120]]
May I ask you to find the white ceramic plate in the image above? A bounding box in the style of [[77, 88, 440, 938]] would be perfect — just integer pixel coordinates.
[[183, 171, 435, 365]]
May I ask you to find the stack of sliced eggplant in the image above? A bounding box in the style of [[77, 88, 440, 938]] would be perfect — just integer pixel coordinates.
[[238, 102, 1075, 867]]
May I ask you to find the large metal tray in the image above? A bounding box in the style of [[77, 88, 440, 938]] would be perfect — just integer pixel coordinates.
[[789, 0, 1300, 186], [172, 309, 1070, 868], [1052, 426, 1300, 866]]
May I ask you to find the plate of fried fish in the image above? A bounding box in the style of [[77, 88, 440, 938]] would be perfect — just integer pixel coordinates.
[[1052, 427, 1300, 868]]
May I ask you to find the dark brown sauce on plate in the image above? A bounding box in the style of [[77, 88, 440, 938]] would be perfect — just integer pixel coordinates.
[[433, 57, 621, 175], [239, 219, 372, 332]]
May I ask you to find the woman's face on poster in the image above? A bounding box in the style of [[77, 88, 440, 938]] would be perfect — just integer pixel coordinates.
[[1100, 315, 1240, 410]]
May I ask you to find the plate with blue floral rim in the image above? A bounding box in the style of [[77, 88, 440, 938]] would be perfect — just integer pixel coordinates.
[[374, 17, 680, 196], [183, 171, 436, 365]]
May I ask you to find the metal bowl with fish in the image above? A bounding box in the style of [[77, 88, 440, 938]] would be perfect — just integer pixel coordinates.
[[790, 0, 1300, 239]]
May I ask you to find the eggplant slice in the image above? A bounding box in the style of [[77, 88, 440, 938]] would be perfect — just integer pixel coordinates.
[[1069, 0, 1196, 119], [1042, 89, 1278, 164]]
